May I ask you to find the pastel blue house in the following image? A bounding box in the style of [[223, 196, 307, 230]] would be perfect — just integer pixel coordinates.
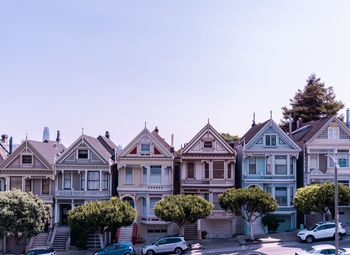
[[236, 118, 301, 234]]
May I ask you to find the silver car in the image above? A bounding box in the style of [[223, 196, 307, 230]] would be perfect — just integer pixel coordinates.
[[142, 236, 189, 255]]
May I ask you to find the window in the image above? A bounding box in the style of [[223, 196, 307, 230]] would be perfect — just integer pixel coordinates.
[[25, 179, 31, 192], [81, 172, 85, 190], [122, 197, 134, 208], [142, 167, 147, 185], [265, 186, 272, 194], [141, 144, 150, 152], [42, 178, 49, 194], [64, 172, 71, 189], [290, 186, 294, 205], [248, 157, 257, 174], [150, 197, 161, 216], [213, 161, 224, 179], [150, 165, 161, 184], [310, 154, 318, 169], [203, 141, 213, 149], [204, 162, 209, 179], [78, 149, 88, 159], [10, 176, 22, 190], [102, 173, 108, 190], [204, 193, 209, 201], [290, 157, 294, 175], [164, 167, 169, 184], [187, 163, 194, 179], [339, 180, 349, 187], [275, 187, 287, 206], [125, 167, 133, 184], [265, 135, 277, 147], [213, 193, 222, 210], [275, 156, 287, 174], [88, 171, 100, 190], [266, 156, 272, 175], [141, 197, 147, 216], [328, 127, 339, 140], [22, 155, 32, 164], [228, 163, 232, 179], [338, 150, 349, 168]]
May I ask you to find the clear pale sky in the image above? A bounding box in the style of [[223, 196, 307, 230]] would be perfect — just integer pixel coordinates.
[[1, 1, 350, 149]]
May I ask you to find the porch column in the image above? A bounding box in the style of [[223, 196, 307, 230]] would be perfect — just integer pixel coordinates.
[[109, 173, 112, 196], [271, 155, 275, 175], [146, 165, 150, 185], [85, 170, 88, 191], [224, 161, 228, 180], [71, 200, 75, 210], [307, 154, 311, 173], [54, 200, 59, 224], [21, 177, 25, 192], [55, 173, 58, 191], [71, 171, 74, 191], [209, 161, 213, 180], [99, 171, 102, 191], [5, 176, 9, 191], [287, 155, 290, 175], [146, 196, 150, 216], [62, 170, 64, 190], [287, 186, 291, 207]]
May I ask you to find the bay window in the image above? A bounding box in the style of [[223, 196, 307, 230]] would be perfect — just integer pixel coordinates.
[[204, 162, 209, 179], [150, 197, 161, 216], [64, 172, 71, 189], [338, 150, 349, 168], [42, 178, 49, 194], [213, 161, 224, 179], [213, 193, 222, 210], [248, 157, 257, 174], [266, 156, 272, 175], [275, 156, 287, 174], [88, 171, 100, 190], [125, 167, 133, 184], [164, 167, 169, 184], [187, 163, 194, 179], [275, 187, 287, 206], [10, 177, 22, 190], [142, 167, 147, 185], [102, 173, 108, 190]]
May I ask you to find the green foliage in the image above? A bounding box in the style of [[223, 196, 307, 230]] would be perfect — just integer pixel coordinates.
[[154, 195, 213, 230], [68, 197, 136, 248], [0, 189, 50, 254], [220, 133, 240, 143], [294, 183, 350, 218], [219, 186, 278, 240], [70, 226, 88, 249], [281, 74, 344, 131], [262, 214, 279, 232]]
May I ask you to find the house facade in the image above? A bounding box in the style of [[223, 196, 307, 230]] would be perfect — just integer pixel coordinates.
[[117, 127, 175, 243], [236, 118, 301, 233], [0, 138, 65, 253], [180, 123, 237, 239], [54, 133, 117, 226], [291, 116, 350, 226]]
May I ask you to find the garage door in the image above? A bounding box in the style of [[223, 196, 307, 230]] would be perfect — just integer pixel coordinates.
[[339, 207, 350, 226], [211, 220, 232, 238], [146, 225, 168, 243]]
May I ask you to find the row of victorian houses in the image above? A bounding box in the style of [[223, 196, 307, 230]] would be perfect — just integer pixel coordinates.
[[1, 113, 350, 253]]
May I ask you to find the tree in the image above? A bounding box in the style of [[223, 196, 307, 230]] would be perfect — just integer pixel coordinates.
[[0, 190, 50, 255], [219, 186, 278, 240], [221, 133, 240, 143], [281, 74, 344, 131], [294, 183, 350, 221], [154, 195, 213, 236], [68, 197, 136, 249]]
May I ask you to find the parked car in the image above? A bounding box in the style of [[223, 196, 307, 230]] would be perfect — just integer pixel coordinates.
[[295, 244, 350, 254], [142, 236, 190, 255], [94, 242, 135, 255], [26, 247, 56, 255], [297, 221, 346, 243]]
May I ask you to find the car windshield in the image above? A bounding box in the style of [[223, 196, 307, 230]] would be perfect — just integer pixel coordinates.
[[307, 224, 318, 231]]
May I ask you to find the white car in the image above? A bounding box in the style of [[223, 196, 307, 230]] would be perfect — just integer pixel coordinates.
[[295, 244, 350, 254], [142, 236, 190, 255], [297, 221, 346, 243]]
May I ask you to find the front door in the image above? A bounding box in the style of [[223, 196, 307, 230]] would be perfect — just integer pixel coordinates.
[[60, 204, 71, 225]]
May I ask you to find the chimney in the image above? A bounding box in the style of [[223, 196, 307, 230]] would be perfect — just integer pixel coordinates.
[[9, 136, 13, 154], [42, 127, 50, 143], [296, 117, 303, 129], [105, 131, 110, 139], [154, 126, 159, 134], [171, 134, 174, 147], [252, 113, 256, 127], [56, 130, 61, 144], [288, 114, 292, 136], [347, 108, 350, 128], [111, 148, 116, 161], [1, 134, 8, 145]]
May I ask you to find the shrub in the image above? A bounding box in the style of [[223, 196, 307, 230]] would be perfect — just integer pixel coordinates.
[[262, 214, 279, 232]]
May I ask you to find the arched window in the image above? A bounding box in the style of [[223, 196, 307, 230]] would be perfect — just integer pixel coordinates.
[[122, 196, 135, 208]]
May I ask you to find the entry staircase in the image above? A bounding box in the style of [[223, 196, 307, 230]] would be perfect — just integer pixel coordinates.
[[184, 223, 197, 240], [29, 232, 49, 249], [52, 226, 70, 251]]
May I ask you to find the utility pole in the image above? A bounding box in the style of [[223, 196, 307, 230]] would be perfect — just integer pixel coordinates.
[[328, 154, 339, 254]]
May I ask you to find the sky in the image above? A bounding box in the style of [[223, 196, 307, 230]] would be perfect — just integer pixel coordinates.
[[1, 0, 350, 149]]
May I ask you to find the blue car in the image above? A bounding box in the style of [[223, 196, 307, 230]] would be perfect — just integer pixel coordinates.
[[94, 242, 135, 255]]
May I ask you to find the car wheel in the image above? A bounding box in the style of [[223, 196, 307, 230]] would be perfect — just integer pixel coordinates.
[[146, 250, 155, 255], [333, 233, 342, 240], [306, 235, 314, 244], [174, 247, 183, 255]]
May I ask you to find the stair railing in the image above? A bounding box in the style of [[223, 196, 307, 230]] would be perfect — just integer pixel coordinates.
[[132, 223, 137, 245]]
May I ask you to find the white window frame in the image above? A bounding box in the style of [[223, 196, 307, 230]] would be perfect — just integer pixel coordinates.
[[203, 140, 213, 149], [124, 167, 134, 185], [164, 167, 170, 185], [21, 153, 33, 166], [265, 134, 277, 147], [328, 127, 339, 140], [102, 173, 109, 190], [87, 171, 100, 190], [150, 165, 162, 184], [77, 149, 89, 160], [248, 156, 257, 175], [310, 154, 318, 169], [140, 144, 151, 153], [275, 187, 288, 207], [150, 197, 161, 216], [275, 155, 287, 175], [63, 172, 71, 190]]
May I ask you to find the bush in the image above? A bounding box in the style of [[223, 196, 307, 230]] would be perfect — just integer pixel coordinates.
[[262, 214, 279, 232], [70, 226, 89, 249]]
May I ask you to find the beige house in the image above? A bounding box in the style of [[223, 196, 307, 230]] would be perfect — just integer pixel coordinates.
[[117, 127, 175, 243], [180, 123, 237, 239]]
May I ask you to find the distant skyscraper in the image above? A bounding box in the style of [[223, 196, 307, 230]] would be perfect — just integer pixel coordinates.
[[43, 127, 50, 142]]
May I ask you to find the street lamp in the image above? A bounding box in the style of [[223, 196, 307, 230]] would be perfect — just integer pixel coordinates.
[[328, 154, 339, 255]]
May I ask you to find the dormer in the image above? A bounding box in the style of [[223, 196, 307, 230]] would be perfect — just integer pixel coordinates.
[[20, 153, 33, 166]]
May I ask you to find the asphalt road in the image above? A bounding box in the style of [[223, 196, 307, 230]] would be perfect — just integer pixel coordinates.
[[189, 237, 350, 255]]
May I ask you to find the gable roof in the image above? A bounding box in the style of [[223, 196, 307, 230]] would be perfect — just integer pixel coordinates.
[[239, 120, 269, 145], [239, 119, 301, 151], [291, 116, 347, 147], [182, 123, 235, 155], [151, 129, 176, 157], [97, 135, 120, 156]]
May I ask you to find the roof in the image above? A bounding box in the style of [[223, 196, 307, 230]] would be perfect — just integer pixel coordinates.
[[151, 129, 177, 157], [97, 135, 120, 156], [0, 143, 8, 163], [83, 135, 114, 160], [291, 117, 333, 147], [239, 120, 269, 144], [27, 140, 66, 165]]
